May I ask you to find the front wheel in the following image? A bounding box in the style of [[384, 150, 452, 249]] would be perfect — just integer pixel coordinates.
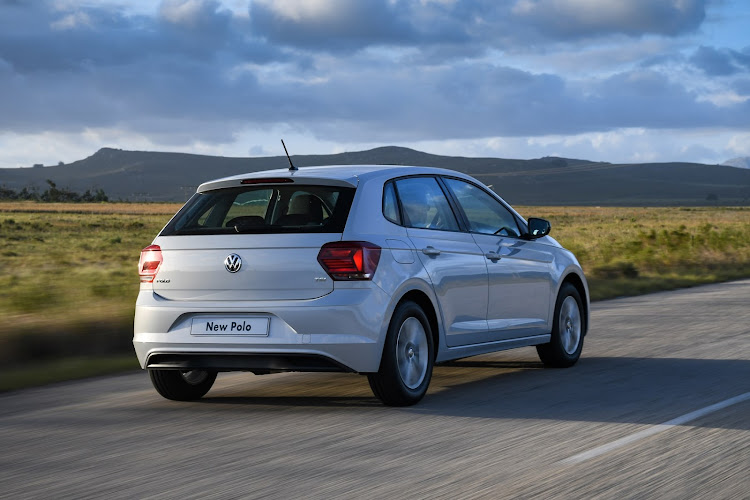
[[368, 301, 434, 406], [149, 369, 217, 401], [537, 283, 585, 368]]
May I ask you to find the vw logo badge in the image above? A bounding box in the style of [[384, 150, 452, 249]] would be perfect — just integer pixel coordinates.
[[224, 254, 242, 273]]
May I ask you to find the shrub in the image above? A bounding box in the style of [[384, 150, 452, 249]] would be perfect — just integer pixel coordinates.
[[0, 180, 108, 202]]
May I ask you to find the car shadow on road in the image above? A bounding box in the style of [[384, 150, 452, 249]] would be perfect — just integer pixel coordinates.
[[199, 394, 383, 408], [199, 371, 383, 408], [194, 353, 749, 430], [197, 360, 545, 409], [440, 359, 545, 369], [413, 355, 750, 430]]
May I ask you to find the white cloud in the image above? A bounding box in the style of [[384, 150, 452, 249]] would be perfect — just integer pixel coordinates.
[[418, 0, 458, 5], [253, 0, 344, 22], [159, 0, 219, 26], [501, 38, 679, 77], [698, 91, 750, 107], [50, 11, 92, 30], [726, 133, 750, 156], [511, 0, 705, 37], [408, 128, 740, 164]]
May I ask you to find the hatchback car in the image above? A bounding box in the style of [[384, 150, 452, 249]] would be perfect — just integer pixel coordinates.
[[134, 165, 588, 406]]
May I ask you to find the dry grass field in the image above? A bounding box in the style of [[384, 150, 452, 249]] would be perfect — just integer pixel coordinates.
[[526, 206, 750, 299], [0, 203, 181, 374], [1, 202, 749, 388], [0, 201, 182, 215]]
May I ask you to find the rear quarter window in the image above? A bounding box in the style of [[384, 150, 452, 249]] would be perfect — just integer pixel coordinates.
[[382, 182, 401, 224]]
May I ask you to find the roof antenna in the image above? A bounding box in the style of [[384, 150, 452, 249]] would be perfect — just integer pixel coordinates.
[[281, 139, 297, 171]]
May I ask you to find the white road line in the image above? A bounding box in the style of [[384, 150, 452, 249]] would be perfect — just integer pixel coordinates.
[[562, 391, 750, 465]]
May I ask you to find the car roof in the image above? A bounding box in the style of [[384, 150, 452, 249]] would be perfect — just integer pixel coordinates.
[[197, 164, 471, 192]]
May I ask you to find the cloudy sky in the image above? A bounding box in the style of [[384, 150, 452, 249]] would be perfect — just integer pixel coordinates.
[[0, 0, 748, 168]]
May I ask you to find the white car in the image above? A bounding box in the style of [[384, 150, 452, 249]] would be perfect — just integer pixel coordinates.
[[134, 165, 589, 406]]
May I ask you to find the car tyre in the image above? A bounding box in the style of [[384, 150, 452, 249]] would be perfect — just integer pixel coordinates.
[[149, 369, 217, 401], [537, 283, 585, 368], [368, 301, 434, 406]]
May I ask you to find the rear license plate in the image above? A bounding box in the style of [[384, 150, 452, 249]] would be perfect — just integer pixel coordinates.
[[190, 317, 270, 336]]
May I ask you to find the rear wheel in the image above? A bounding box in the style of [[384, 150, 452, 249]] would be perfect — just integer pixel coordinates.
[[149, 369, 217, 401], [368, 301, 434, 406], [537, 283, 584, 368]]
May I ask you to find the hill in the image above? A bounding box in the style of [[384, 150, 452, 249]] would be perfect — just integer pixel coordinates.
[[1, 146, 749, 205], [722, 157, 750, 169]]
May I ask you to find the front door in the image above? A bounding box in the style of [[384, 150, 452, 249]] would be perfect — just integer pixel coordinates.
[[471, 233, 554, 340], [442, 177, 554, 341]]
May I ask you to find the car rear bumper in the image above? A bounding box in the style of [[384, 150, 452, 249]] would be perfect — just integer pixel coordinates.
[[133, 285, 391, 373]]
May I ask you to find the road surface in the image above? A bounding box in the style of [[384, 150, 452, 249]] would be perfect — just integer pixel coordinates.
[[2, 280, 749, 499]]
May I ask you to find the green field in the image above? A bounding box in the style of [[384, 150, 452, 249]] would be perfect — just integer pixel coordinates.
[[1, 202, 749, 389]]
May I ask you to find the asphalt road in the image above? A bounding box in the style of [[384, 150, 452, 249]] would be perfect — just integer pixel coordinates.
[[2, 280, 749, 499]]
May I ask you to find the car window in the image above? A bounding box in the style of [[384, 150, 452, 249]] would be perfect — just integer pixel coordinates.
[[382, 182, 401, 224], [221, 189, 273, 226], [443, 178, 520, 237], [161, 185, 354, 235], [395, 177, 459, 231]]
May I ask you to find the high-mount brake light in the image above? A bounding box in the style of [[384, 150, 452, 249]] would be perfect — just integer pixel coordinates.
[[139, 245, 163, 283], [240, 178, 294, 185], [317, 241, 381, 281]]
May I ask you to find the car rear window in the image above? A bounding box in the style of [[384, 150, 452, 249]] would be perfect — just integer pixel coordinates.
[[161, 184, 355, 235]]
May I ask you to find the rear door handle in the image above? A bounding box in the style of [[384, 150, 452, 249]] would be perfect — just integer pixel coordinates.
[[485, 252, 501, 261], [422, 246, 441, 256]]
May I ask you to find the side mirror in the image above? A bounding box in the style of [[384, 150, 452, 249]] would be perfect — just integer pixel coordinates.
[[527, 218, 551, 239]]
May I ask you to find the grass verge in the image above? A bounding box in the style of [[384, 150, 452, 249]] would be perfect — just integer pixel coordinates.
[[1, 355, 139, 393]]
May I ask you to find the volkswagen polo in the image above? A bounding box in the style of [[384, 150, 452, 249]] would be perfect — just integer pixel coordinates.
[[134, 164, 589, 406]]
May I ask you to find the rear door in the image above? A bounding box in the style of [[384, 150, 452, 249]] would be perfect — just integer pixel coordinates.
[[151, 182, 354, 301], [393, 176, 490, 347]]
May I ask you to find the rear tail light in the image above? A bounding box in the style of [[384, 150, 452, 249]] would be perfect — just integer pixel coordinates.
[[139, 245, 163, 283], [317, 241, 381, 280]]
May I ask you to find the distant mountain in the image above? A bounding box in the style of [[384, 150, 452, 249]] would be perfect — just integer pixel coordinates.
[[1, 146, 749, 206], [722, 157, 750, 169]]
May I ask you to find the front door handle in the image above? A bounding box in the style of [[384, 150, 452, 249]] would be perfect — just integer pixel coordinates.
[[485, 252, 501, 261], [422, 246, 441, 256]]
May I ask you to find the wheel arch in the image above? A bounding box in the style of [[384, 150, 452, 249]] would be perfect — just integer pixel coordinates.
[[392, 289, 440, 359], [559, 271, 589, 336]]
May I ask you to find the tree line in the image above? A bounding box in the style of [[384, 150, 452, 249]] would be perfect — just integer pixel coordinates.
[[0, 180, 109, 202]]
